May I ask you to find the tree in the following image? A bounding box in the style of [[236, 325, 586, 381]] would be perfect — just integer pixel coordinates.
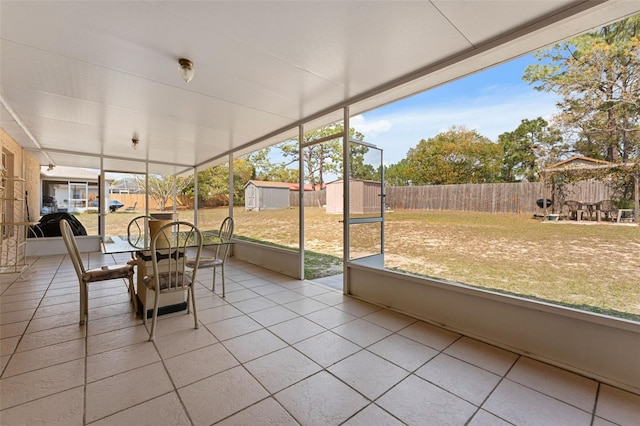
[[135, 175, 192, 211], [271, 123, 366, 188], [193, 159, 254, 205], [523, 16, 640, 162], [498, 117, 566, 182], [385, 158, 412, 186], [405, 126, 502, 185]]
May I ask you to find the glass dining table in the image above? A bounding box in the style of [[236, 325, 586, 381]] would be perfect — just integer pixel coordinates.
[[102, 230, 232, 318]]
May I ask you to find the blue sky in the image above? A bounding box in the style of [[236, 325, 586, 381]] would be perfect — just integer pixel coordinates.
[[350, 54, 561, 165]]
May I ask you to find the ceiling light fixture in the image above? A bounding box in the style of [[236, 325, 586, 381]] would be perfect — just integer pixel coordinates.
[[132, 137, 139, 149], [47, 164, 55, 171], [178, 58, 194, 83]]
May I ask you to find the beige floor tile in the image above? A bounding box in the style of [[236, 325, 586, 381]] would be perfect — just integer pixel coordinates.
[[0, 320, 29, 339], [205, 314, 263, 341], [1, 308, 36, 325], [87, 341, 159, 383], [362, 309, 416, 332], [222, 329, 288, 363], [39, 293, 78, 307], [444, 336, 518, 376], [483, 379, 592, 425], [222, 288, 260, 303], [16, 324, 85, 353], [86, 312, 142, 336], [26, 311, 79, 334], [507, 357, 597, 411], [191, 293, 227, 310], [179, 366, 269, 426], [293, 285, 331, 297], [368, 333, 438, 371], [238, 278, 274, 288], [216, 397, 298, 425], [232, 296, 278, 314], [0, 359, 84, 410], [4, 339, 85, 378], [144, 311, 200, 338], [416, 353, 501, 405], [165, 342, 239, 388], [595, 384, 640, 425], [197, 304, 244, 324], [90, 392, 191, 426], [0, 298, 41, 313], [32, 302, 76, 319], [268, 316, 325, 344], [282, 298, 328, 315], [293, 330, 361, 368], [0, 336, 20, 357], [86, 323, 150, 356], [343, 404, 404, 425], [245, 346, 321, 393], [248, 305, 299, 327], [305, 306, 358, 329], [0, 386, 84, 426], [250, 284, 288, 296], [330, 350, 408, 400], [265, 289, 307, 304], [275, 371, 368, 425], [311, 291, 351, 306], [592, 417, 619, 426], [86, 362, 174, 423], [332, 318, 393, 347], [0, 354, 10, 371], [468, 409, 513, 425], [334, 299, 383, 317], [398, 321, 460, 350], [377, 374, 476, 425], [153, 326, 218, 359]]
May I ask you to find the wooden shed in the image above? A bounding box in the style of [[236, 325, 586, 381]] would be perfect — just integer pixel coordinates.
[[326, 179, 382, 214], [244, 180, 291, 211]]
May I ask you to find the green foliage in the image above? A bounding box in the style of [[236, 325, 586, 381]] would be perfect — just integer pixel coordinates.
[[385, 158, 411, 186], [405, 126, 503, 185], [523, 16, 640, 163], [194, 159, 254, 206], [498, 117, 566, 182]]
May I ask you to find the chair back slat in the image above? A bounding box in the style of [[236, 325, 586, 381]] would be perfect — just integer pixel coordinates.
[[150, 221, 202, 292], [215, 216, 234, 260], [59, 219, 87, 276]]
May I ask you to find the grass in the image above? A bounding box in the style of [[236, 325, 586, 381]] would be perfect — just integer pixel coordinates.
[[73, 207, 640, 320]]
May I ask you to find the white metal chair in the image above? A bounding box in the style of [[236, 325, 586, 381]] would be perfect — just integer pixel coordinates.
[[141, 220, 202, 341], [187, 216, 234, 297], [59, 219, 137, 325], [127, 215, 154, 248]]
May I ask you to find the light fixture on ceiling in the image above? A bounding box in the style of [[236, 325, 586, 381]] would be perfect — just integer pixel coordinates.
[[47, 164, 55, 171], [178, 58, 194, 83], [132, 137, 139, 149]]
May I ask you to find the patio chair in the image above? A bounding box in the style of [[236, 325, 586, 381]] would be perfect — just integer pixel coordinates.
[[562, 200, 590, 221], [59, 219, 137, 325], [141, 221, 202, 341], [127, 215, 154, 248], [595, 200, 617, 222], [124, 201, 138, 212], [186, 216, 234, 297]]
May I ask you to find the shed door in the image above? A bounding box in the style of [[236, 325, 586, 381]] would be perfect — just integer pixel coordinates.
[[346, 141, 384, 268]]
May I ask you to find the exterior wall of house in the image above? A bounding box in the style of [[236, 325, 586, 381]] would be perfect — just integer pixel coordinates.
[[0, 128, 40, 223]]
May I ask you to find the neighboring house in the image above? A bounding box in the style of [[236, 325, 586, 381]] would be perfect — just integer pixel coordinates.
[[244, 180, 291, 211], [40, 166, 107, 213], [326, 179, 382, 214]]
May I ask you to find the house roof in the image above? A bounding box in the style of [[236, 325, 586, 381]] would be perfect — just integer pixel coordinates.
[[545, 156, 613, 170], [244, 180, 294, 190], [40, 166, 100, 181], [2, 2, 639, 175]]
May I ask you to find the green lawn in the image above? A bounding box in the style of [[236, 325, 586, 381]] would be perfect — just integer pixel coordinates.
[[73, 207, 640, 321]]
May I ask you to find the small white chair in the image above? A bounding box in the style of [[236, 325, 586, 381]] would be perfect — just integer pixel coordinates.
[[59, 219, 137, 325], [141, 221, 202, 341], [187, 216, 234, 297]]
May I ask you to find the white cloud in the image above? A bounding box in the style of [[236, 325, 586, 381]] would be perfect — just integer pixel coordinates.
[[350, 115, 392, 137], [354, 89, 560, 164]]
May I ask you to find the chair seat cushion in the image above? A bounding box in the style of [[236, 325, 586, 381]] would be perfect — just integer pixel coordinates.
[[186, 257, 222, 268], [143, 271, 193, 291], [83, 265, 133, 283]]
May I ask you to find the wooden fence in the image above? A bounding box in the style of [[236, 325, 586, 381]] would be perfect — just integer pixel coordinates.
[[385, 180, 612, 214], [290, 190, 326, 208]]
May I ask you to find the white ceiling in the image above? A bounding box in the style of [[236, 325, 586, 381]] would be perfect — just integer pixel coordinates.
[[2, 1, 639, 176]]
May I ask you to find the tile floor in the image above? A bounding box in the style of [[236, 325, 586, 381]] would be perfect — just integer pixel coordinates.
[[1, 252, 639, 425]]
